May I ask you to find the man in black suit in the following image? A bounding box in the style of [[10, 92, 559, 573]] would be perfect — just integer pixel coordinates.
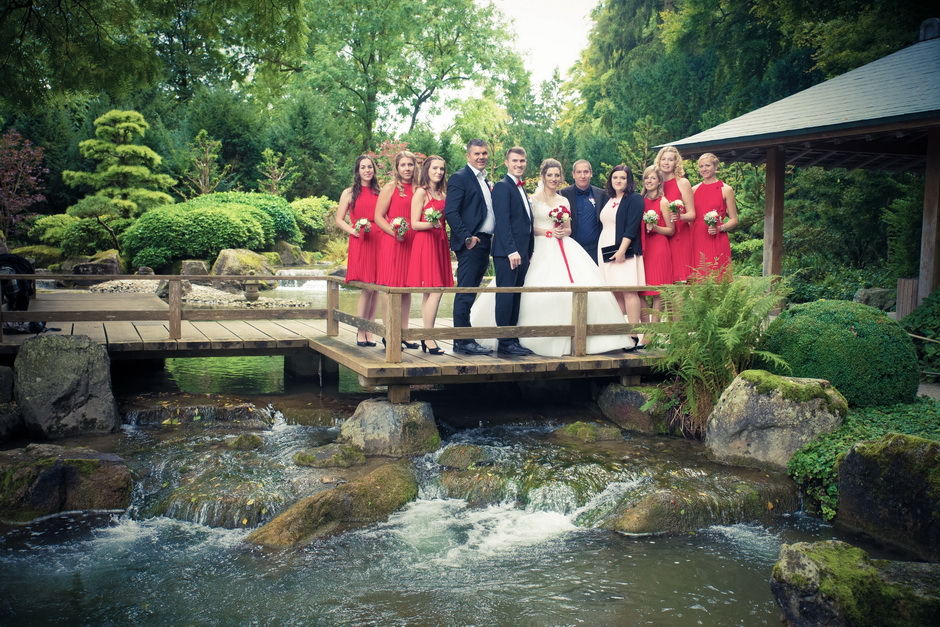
[[491, 146, 535, 356], [445, 138, 495, 355], [560, 159, 608, 264]]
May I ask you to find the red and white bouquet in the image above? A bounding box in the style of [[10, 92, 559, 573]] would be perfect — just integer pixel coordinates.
[[548, 206, 571, 226], [391, 216, 409, 238], [423, 208, 443, 227], [667, 199, 684, 222], [703, 211, 721, 228], [354, 218, 371, 235]]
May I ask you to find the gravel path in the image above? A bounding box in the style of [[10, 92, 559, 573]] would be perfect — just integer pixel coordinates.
[[89, 279, 310, 308]]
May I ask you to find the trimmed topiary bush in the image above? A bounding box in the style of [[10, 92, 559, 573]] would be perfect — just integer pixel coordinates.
[[188, 192, 302, 244], [762, 300, 918, 407]]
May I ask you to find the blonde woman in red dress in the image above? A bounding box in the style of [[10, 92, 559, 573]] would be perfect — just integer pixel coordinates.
[[406, 155, 452, 355], [638, 166, 675, 323], [335, 155, 381, 346], [375, 150, 418, 349], [655, 145, 696, 281], [692, 153, 738, 277]]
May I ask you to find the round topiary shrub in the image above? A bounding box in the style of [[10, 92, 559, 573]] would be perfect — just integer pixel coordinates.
[[762, 300, 918, 407]]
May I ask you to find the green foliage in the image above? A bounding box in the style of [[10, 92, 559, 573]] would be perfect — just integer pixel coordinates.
[[763, 300, 919, 407], [642, 273, 792, 438], [255, 148, 299, 197], [187, 192, 301, 244], [62, 218, 132, 257], [176, 130, 235, 199], [9, 245, 62, 268], [900, 287, 940, 380], [33, 214, 78, 246], [319, 237, 348, 265], [290, 196, 336, 240], [788, 397, 940, 519], [784, 262, 892, 303]]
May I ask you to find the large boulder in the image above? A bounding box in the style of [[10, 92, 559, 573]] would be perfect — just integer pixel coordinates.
[[63, 250, 122, 286], [339, 399, 441, 456], [0, 444, 133, 523], [597, 383, 670, 434], [837, 433, 940, 562], [274, 241, 313, 266], [15, 335, 119, 438], [245, 459, 418, 547], [771, 540, 940, 627], [854, 287, 896, 311], [210, 248, 275, 291], [705, 370, 847, 471], [180, 259, 209, 276]]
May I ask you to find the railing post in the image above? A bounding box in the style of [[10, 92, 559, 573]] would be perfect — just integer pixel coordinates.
[[572, 290, 587, 356], [327, 278, 339, 337], [385, 291, 402, 363], [168, 278, 181, 339]]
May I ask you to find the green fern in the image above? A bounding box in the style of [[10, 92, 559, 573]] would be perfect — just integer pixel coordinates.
[[641, 273, 791, 438]]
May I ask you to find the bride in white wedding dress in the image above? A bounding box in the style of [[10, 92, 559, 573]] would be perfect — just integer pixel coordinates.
[[471, 159, 635, 357]]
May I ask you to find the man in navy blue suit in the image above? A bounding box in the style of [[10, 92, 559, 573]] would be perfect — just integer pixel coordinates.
[[490, 146, 535, 355], [445, 139, 495, 355], [560, 159, 608, 264]]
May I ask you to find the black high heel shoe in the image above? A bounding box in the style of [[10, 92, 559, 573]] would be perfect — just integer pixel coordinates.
[[421, 340, 444, 355], [382, 338, 419, 349]]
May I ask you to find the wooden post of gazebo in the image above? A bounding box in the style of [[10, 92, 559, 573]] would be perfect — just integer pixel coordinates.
[[919, 127, 940, 305], [763, 147, 785, 277]]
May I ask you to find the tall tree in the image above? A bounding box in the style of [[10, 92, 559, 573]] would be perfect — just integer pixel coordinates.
[[0, 129, 47, 240]]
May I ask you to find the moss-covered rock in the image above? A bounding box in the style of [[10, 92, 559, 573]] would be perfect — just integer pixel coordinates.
[[771, 540, 940, 626], [0, 444, 132, 523], [274, 240, 314, 266], [762, 300, 919, 407], [552, 421, 622, 443], [293, 443, 365, 468], [246, 459, 418, 547], [339, 399, 440, 456], [597, 383, 670, 434], [837, 433, 940, 561], [705, 370, 847, 471], [437, 444, 489, 470], [225, 434, 264, 451], [10, 245, 62, 268]]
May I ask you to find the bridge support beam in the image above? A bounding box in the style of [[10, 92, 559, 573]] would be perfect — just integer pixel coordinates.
[[387, 385, 411, 404]]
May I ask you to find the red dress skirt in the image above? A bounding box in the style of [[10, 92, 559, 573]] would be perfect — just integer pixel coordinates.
[[664, 177, 693, 282], [406, 197, 453, 287], [639, 197, 674, 296], [345, 190, 379, 284], [376, 183, 414, 287], [692, 180, 732, 277]]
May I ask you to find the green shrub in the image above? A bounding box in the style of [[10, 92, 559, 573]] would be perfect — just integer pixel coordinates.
[[290, 196, 336, 241], [900, 287, 940, 380], [33, 214, 79, 247], [641, 273, 791, 438], [784, 261, 891, 303], [61, 218, 132, 257], [762, 300, 918, 407], [788, 398, 940, 519], [189, 191, 302, 244], [10, 245, 62, 268]]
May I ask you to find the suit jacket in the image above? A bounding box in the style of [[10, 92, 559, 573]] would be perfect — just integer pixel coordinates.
[[445, 164, 490, 252], [491, 175, 534, 259], [560, 184, 608, 242]]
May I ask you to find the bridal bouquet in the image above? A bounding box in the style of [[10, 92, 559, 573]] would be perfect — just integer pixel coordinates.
[[424, 208, 443, 227], [548, 206, 571, 226], [391, 216, 409, 238], [667, 199, 684, 221], [354, 218, 371, 235], [643, 210, 659, 226], [703, 211, 721, 228]]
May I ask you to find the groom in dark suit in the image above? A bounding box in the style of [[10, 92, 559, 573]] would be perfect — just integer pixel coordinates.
[[445, 139, 495, 355], [560, 159, 608, 264], [491, 146, 535, 356]]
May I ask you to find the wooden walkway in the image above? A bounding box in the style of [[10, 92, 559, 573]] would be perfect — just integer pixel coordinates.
[[0, 290, 656, 401]]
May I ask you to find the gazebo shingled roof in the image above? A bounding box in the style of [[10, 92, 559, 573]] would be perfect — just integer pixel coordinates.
[[664, 36, 940, 172]]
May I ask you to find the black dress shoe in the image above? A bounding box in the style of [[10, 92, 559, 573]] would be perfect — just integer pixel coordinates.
[[453, 341, 492, 355], [498, 343, 532, 356]]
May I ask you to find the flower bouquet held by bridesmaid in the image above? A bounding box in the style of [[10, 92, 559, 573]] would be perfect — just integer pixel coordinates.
[[406, 155, 452, 355], [638, 166, 675, 324], [335, 155, 381, 347], [375, 150, 419, 349], [655, 146, 696, 282], [692, 153, 738, 278]]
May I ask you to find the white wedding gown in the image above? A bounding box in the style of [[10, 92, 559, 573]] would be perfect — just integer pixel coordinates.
[[470, 196, 633, 356]]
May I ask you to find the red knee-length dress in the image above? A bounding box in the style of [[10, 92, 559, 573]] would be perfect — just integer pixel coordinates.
[[376, 183, 415, 287], [406, 196, 453, 287], [692, 180, 732, 277], [664, 177, 693, 282], [639, 197, 674, 297], [345, 189, 380, 284]]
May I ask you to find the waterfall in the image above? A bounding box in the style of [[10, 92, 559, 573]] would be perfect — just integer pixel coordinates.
[[275, 268, 328, 290]]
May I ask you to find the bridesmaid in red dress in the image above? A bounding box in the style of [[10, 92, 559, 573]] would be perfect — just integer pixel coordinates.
[[406, 155, 452, 355], [638, 166, 675, 322], [375, 150, 418, 349], [692, 153, 738, 278], [334, 155, 381, 346], [655, 146, 696, 281]]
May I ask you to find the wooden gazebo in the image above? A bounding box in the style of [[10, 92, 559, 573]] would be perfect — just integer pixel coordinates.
[[662, 25, 940, 315]]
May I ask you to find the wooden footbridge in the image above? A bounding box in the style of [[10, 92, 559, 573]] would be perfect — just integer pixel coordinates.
[[0, 275, 658, 402]]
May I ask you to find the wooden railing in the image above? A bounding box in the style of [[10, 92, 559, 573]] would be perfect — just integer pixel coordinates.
[[0, 274, 655, 362]]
